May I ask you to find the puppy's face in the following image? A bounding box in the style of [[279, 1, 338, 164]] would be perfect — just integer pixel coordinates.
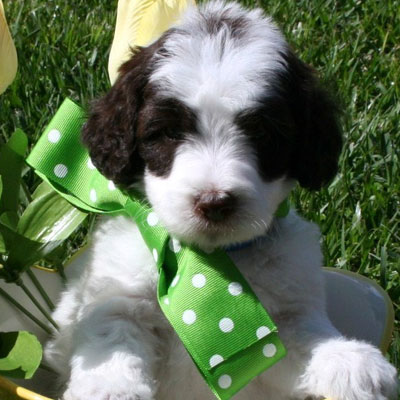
[[83, 1, 342, 250], [137, 92, 294, 250]]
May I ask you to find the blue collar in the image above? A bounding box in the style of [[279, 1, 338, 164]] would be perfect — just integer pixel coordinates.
[[224, 237, 263, 252], [224, 198, 290, 252]]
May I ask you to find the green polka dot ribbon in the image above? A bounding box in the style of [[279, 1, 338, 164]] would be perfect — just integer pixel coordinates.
[[26, 98, 287, 400]]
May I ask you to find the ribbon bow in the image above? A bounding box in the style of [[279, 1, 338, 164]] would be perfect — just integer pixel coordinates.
[[27, 98, 286, 400]]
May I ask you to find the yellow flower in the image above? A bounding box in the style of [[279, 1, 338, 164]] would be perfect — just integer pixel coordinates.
[[108, 0, 195, 85], [0, 0, 17, 94]]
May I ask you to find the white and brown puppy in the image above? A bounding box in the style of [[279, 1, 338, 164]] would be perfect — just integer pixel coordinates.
[[45, 1, 398, 399]]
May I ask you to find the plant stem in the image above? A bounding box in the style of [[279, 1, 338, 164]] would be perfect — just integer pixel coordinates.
[[17, 281, 59, 330], [57, 263, 67, 285], [0, 287, 52, 335], [26, 268, 55, 311]]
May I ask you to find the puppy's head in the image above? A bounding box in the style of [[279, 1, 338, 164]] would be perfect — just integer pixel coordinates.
[[82, 1, 342, 250]]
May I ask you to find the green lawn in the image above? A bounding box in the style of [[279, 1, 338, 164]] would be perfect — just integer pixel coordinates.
[[1, 0, 399, 383]]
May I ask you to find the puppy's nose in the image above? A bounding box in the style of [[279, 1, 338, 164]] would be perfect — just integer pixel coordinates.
[[194, 191, 237, 222]]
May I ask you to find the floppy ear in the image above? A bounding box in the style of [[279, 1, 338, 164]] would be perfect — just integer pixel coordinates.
[[82, 42, 159, 185], [285, 51, 343, 190]]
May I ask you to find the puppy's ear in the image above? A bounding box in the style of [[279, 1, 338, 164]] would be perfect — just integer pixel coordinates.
[[82, 42, 159, 185], [285, 51, 343, 190]]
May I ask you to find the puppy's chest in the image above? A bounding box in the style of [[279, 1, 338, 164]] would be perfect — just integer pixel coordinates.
[[227, 248, 292, 317], [93, 217, 298, 322]]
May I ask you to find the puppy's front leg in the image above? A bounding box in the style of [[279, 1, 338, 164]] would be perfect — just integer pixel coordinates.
[[63, 296, 161, 400], [291, 314, 398, 400]]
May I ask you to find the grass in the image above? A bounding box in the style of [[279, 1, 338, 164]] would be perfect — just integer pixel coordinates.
[[0, 0, 399, 384]]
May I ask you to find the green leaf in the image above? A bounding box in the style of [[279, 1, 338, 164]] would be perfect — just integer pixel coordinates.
[[0, 183, 87, 277], [0, 331, 42, 379], [6, 129, 28, 157], [0, 212, 19, 231], [0, 220, 44, 279], [0, 213, 21, 247], [32, 180, 53, 200], [0, 177, 5, 253], [0, 129, 28, 215], [17, 182, 87, 243], [0, 233, 5, 254]]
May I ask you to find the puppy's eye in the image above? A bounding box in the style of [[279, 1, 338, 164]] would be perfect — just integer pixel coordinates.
[[163, 128, 183, 140]]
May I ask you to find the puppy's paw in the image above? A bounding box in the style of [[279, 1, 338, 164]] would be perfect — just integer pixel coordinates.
[[298, 338, 398, 400], [62, 370, 155, 400]]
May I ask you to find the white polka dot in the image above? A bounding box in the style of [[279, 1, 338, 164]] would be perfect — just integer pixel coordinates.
[[48, 129, 61, 143], [228, 282, 243, 296], [147, 212, 159, 226], [192, 274, 206, 288], [168, 238, 181, 253], [152, 248, 158, 262], [108, 180, 116, 191], [163, 298, 170, 305], [182, 310, 196, 325], [209, 354, 224, 368], [90, 189, 97, 202], [219, 318, 234, 333], [256, 326, 271, 340], [263, 343, 277, 358], [218, 375, 232, 389], [171, 275, 180, 287], [54, 164, 68, 178], [87, 158, 96, 170]]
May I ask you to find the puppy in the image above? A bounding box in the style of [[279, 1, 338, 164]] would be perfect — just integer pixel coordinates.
[[45, 1, 398, 399]]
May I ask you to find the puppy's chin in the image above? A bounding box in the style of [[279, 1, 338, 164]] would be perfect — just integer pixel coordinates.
[[144, 176, 295, 252], [158, 212, 275, 253]]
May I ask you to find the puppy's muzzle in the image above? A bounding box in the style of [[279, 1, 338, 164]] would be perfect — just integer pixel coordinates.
[[194, 190, 237, 222]]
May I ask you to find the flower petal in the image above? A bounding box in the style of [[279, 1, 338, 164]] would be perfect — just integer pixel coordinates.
[[108, 0, 195, 85], [0, 0, 18, 95]]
